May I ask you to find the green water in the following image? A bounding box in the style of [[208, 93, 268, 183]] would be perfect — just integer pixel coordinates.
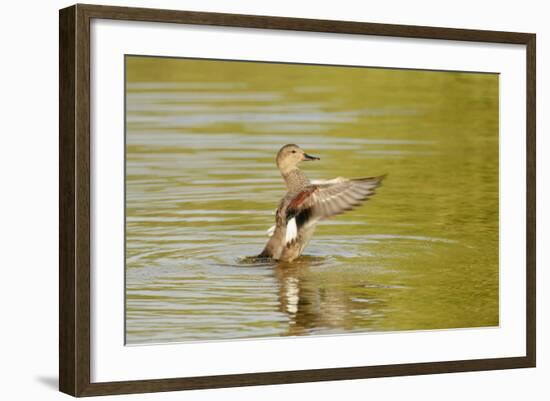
[[125, 56, 499, 344]]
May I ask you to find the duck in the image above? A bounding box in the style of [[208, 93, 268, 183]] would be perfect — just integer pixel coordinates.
[[258, 144, 384, 262]]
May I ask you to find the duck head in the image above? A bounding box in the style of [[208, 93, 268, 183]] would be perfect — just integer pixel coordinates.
[[276, 144, 319, 174]]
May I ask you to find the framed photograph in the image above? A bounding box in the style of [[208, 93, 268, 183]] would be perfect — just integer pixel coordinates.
[[59, 4, 536, 397]]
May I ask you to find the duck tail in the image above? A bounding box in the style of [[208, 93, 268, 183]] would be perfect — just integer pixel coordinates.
[[257, 249, 273, 259], [257, 248, 269, 258]]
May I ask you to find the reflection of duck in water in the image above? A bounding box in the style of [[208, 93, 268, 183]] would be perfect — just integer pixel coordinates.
[[259, 144, 384, 262], [274, 262, 376, 336]]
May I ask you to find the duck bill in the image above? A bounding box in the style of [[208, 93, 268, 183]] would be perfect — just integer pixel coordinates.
[[303, 153, 320, 161]]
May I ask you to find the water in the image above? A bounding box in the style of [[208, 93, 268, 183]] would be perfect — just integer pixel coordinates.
[[125, 56, 499, 345]]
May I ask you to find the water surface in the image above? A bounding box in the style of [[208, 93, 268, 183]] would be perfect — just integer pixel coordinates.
[[125, 57, 499, 344]]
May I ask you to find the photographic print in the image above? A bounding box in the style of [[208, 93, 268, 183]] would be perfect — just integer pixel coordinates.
[[125, 55, 499, 345]]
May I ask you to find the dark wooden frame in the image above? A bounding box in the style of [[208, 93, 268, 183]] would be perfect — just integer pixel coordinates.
[[59, 3, 536, 397]]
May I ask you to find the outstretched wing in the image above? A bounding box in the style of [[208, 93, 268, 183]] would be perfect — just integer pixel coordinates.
[[300, 176, 384, 219], [284, 175, 384, 244]]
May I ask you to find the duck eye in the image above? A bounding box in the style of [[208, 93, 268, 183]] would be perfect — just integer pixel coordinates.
[[291, 150, 296, 153]]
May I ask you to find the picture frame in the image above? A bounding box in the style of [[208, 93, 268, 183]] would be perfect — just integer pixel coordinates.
[[59, 3, 536, 397]]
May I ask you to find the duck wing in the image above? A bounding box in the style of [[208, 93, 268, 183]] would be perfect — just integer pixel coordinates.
[[283, 175, 384, 244]]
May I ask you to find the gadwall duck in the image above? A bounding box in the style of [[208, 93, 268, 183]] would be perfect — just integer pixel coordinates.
[[259, 144, 384, 262]]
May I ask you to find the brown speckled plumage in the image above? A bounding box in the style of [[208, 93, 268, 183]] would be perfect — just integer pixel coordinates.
[[282, 169, 310, 193]]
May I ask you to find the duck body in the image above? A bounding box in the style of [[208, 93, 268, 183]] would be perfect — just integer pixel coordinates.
[[258, 144, 383, 262], [261, 169, 317, 261]]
